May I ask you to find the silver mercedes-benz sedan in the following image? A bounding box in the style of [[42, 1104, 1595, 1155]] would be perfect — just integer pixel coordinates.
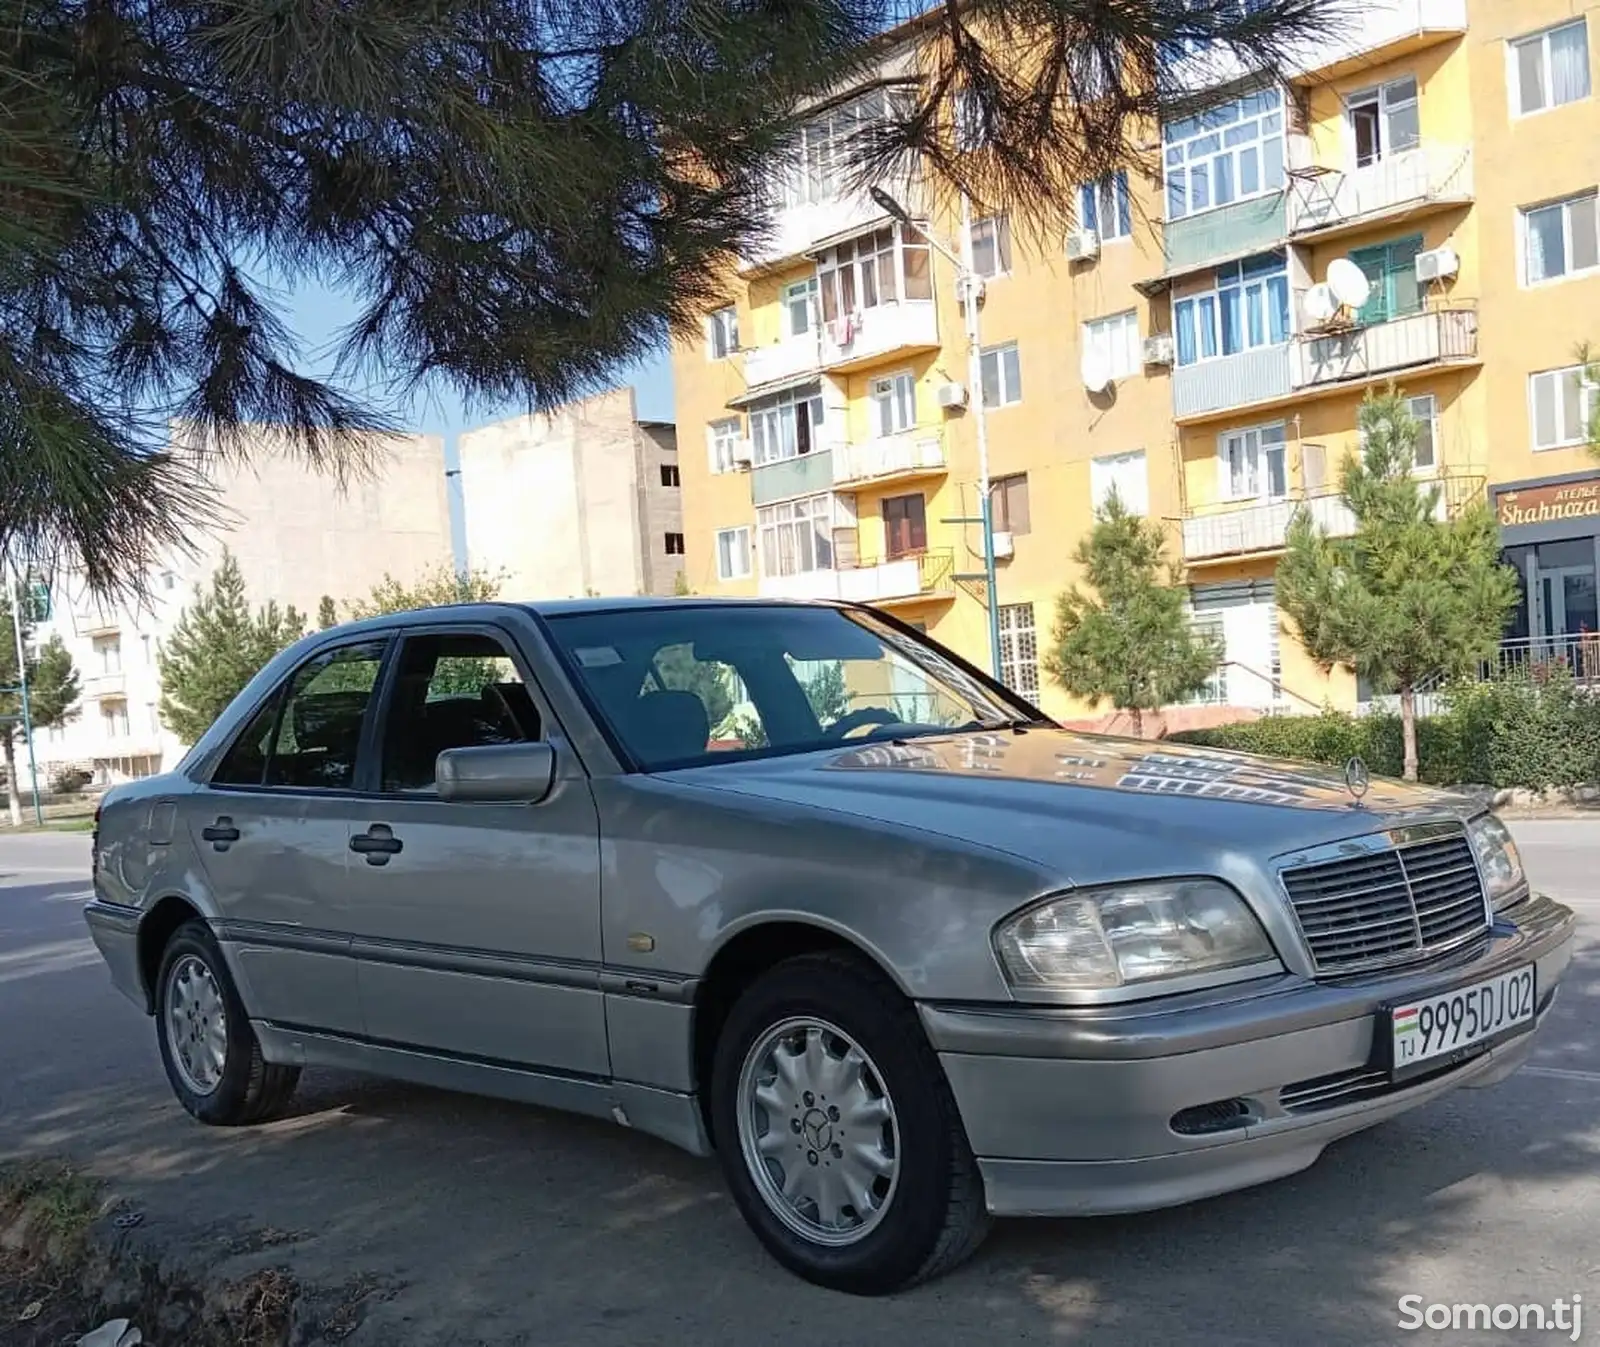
[[84, 598, 1575, 1294]]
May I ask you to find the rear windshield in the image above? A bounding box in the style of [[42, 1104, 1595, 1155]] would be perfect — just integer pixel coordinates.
[[542, 604, 1039, 771]]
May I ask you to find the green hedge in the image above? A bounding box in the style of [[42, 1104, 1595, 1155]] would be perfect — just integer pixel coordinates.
[[1167, 665, 1600, 789]]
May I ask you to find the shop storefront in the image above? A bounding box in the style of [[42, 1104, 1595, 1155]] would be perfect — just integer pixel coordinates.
[[1491, 472, 1600, 676]]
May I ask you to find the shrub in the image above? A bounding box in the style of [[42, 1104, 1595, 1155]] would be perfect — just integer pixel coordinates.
[[48, 764, 92, 795]]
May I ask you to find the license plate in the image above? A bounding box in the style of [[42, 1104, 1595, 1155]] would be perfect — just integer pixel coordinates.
[[1387, 965, 1536, 1082]]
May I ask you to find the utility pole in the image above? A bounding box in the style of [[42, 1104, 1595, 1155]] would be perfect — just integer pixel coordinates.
[[5, 563, 44, 827]]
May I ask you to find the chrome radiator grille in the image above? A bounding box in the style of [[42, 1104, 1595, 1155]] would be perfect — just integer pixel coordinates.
[[1280, 831, 1489, 974]]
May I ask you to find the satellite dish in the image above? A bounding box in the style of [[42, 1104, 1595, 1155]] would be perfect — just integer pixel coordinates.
[[1081, 347, 1113, 393], [1303, 282, 1338, 323], [1327, 258, 1372, 310]]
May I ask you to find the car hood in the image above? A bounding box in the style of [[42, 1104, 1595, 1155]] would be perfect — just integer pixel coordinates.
[[662, 727, 1478, 884]]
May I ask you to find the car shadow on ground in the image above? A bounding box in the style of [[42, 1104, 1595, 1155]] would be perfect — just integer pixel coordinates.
[[2, 935, 1597, 1346]]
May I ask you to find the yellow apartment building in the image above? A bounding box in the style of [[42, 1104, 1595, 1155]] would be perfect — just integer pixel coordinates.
[[671, 0, 1600, 723]]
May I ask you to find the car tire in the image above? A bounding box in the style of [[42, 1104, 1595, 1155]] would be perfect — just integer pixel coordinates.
[[710, 950, 990, 1294], [154, 919, 300, 1126]]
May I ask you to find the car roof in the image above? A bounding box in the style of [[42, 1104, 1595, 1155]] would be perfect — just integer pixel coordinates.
[[319, 594, 844, 637]]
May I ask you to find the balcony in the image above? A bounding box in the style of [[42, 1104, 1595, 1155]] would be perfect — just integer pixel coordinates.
[[1293, 304, 1478, 391], [1161, 194, 1287, 277], [832, 430, 947, 489], [740, 174, 923, 273], [84, 672, 127, 699], [742, 335, 821, 394], [749, 449, 835, 507], [1172, 344, 1293, 422], [758, 549, 955, 605], [820, 302, 940, 374], [1182, 474, 1486, 564], [71, 609, 120, 638], [1287, 144, 1473, 239]]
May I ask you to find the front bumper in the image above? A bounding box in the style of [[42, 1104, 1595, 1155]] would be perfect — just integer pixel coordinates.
[[920, 891, 1576, 1219], [84, 899, 149, 1011]]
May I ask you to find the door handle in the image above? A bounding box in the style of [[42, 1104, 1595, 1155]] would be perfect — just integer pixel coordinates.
[[350, 824, 404, 866], [201, 817, 240, 851]]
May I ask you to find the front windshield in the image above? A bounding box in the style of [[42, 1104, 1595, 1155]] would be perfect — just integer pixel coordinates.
[[542, 604, 1044, 771]]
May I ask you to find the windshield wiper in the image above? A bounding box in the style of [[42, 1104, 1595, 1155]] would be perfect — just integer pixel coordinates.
[[965, 716, 1051, 734]]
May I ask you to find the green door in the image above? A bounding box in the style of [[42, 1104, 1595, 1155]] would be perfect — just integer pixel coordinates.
[[1350, 234, 1424, 325]]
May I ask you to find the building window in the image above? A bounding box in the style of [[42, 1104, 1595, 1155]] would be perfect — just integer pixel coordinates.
[[92, 634, 121, 674], [1163, 87, 1284, 221], [148, 703, 160, 735], [1090, 450, 1150, 516], [1529, 364, 1600, 451], [660, 463, 680, 487], [161, 571, 175, 592], [1522, 191, 1599, 285], [954, 87, 988, 152], [1174, 252, 1289, 365], [1219, 422, 1287, 502], [1185, 611, 1229, 705], [715, 527, 752, 580], [766, 89, 898, 209], [664, 532, 686, 555], [707, 418, 743, 474], [1082, 310, 1142, 381], [101, 699, 130, 739], [989, 474, 1031, 536], [1348, 77, 1419, 168], [818, 225, 932, 324], [1509, 19, 1591, 117], [707, 306, 739, 360], [784, 278, 819, 337], [757, 494, 833, 576], [749, 383, 825, 465], [1406, 394, 1438, 470], [1079, 172, 1132, 240], [1348, 233, 1424, 323], [979, 341, 1023, 407], [997, 603, 1039, 703], [970, 215, 1012, 278], [869, 372, 917, 436], [882, 493, 927, 558]]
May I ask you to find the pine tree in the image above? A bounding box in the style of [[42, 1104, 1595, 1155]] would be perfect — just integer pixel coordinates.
[[157, 551, 306, 745], [1277, 389, 1519, 781], [317, 595, 339, 629], [1045, 492, 1219, 737], [0, 593, 81, 825]]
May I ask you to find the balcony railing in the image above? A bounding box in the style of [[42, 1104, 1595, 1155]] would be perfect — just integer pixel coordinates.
[[1293, 303, 1478, 390], [1171, 343, 1293, 421], [1479, 635, 1600, 685], [1182, 474, 1485, 563], [757, 549, 955, 604], [820, 302, 940, 372], [84, 672, 127, 698], [832, 431, 946, 488], [742, 335, 822, 392], [1287, 144, 1473, 236]]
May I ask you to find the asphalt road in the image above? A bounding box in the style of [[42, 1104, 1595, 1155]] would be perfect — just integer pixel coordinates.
[[1, 823, 1596, 1347]]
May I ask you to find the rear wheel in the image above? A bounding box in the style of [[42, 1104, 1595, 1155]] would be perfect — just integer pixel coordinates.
[[155, 919, 300, 1126], [710, 952, 990, 1294]]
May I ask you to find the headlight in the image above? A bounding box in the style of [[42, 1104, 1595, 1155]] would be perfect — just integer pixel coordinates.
[[1468, 813, 1527, 911], [993, 879, 1278, 991]]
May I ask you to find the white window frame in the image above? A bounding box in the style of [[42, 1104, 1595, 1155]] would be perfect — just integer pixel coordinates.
[[1162, 87, 1285, 222], [817, 224, 933, 322], [1090, 450, 1150, 516], [101, 700, 130, 739], [1346, 76, 1420, 169], [1079, 173, 1132, 241], [756, 493, 835, 577], [1217, 421, 1288, 503], [1529, 364, 1600, 452], [715, 526, 753, 580], [1173, 253, 1291, 367], [997, 603, 1039, 704], [979, 341, 1023, 408], [970, 215, 1012, 278], [749, 385, 826, 466], [1082, 310, 1142, 382], [767, 90, 897, 210], [784, 278, 819, 337], [1519, 190, 1600, 286], [1406, 394, 1438, 471], [1508, 18, 1591, 118], [869, 371, 917, 437], [954, 88, 988, 153], [707, 306, 739, 360], [707, 418, 743, 475]]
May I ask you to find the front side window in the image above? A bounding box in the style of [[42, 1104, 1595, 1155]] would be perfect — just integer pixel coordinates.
[[1530, 364, 1600, 451], [1348, 77, 1420, 167], [1163, 87, 1284, 221], [545, 604, 1030, 771], [716, 526, 753, 580], [1522, 191, 1600, 284], [707, 418, 743, 474], [1218, 422, 1288, 502], [1174, 252, 1289, 365], [378, 632, 539, 794], [1349, 233, 1424, 323], [757, 493, 834, 576], [1079, 173, 1132, 240], [707, 306, 739, 360], [870, 371, 917, 436], [980, 341, 1023, 407], [748, 384, 825, 465], [1510, 19, 1591, 116], [1082, 309, 1142, 381]]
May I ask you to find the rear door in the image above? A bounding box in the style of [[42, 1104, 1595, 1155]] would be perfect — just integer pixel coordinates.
[[342, 621, 608, 1077], [184, 636, 394, 1035]]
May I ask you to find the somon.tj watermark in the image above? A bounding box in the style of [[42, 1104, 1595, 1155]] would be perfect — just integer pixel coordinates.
[[1399, 1294, 1583, 1339]]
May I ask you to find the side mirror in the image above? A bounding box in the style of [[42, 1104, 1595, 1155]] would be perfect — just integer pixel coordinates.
[[435, 742, 557, 804]]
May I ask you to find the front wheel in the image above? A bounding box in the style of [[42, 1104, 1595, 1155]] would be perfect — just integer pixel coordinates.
[[155, 919, 300, 1126], [710, 952, 990, 1294]]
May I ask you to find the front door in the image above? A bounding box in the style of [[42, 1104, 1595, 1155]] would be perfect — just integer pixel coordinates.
[[343, 625, 608, 1078]]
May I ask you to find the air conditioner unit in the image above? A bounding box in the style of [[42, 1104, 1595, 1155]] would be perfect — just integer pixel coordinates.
[[935, 381, 969, 409], [731, 438, 754, 468], [1142, 333, 1175, 367], [1415, 246, 1459, 283], [1066, 229, 1100, 262], [991, 530, 1015, 560]]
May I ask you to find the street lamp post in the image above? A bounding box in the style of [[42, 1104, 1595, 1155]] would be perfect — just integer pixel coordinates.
[[869, 188, 1003, 681]]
